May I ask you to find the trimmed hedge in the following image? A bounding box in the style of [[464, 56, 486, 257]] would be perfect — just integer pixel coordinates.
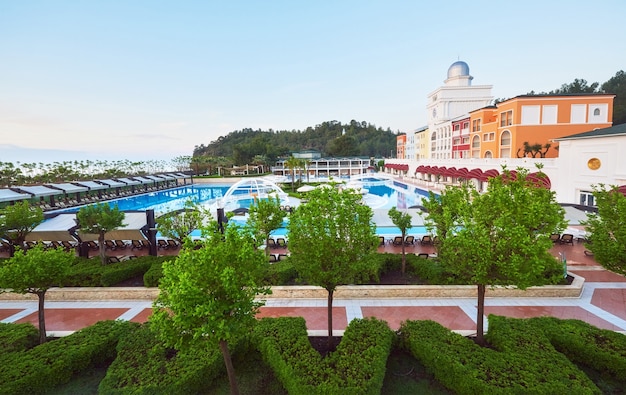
[[263, 259, 299, 285], [0, 320, 134, 395], [400, 318, 601, 394], [255, 316, 393, 394], [526, 316, 626, 382], [99, 323, 225, 394], [0, 322, 39, 353], [64, 256, 156, 287], [142, 256, 176, 287]]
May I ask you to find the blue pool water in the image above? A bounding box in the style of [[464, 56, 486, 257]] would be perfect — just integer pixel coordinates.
[[56, 179, 435, 238]]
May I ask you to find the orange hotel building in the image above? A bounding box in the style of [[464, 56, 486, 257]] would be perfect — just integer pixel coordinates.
[[468, 94, 614, 159]]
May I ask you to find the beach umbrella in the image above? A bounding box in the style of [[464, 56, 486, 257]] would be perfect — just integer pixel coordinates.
[[297, 185, 316, 193]]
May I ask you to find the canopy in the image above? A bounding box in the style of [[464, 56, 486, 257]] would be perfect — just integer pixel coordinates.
[[74, 181, 109, 191], [157, 174, 176, 180], [115, 177, 142, 186], [25, 214, 78, 242], [0, 189, 31, 203], [77, 212, 148, 241], [144, 175, 166, 182], [132, 176, 156, 184], [14, 185, 62, 198], [46, 183, 88, 194], [98, 179, 126, 188]]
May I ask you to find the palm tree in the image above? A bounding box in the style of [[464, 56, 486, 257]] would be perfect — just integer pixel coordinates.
[[284, 156, 300, 191]]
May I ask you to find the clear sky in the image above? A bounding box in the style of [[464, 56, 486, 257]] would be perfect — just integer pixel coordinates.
[[1, 0, 625, 164]]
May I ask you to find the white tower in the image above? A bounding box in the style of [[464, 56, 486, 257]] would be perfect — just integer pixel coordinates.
[[426, 61, 493, 159]]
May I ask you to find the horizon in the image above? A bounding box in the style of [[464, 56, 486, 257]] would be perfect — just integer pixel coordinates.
[[2, 1, 625, 163]]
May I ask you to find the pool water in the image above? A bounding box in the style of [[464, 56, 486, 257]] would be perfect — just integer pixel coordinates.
[[56, 179, 434, 238]]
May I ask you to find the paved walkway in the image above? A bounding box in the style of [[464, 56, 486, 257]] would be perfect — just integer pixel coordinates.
[[2, 240, 626, 337]]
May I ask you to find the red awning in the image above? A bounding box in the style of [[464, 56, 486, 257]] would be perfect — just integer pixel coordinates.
[[466, 168, 484, 180]]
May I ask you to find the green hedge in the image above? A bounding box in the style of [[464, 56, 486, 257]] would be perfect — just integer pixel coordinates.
[[526, 316, 626, 382], [255, 316, 393, 394], [263, 259, 299, 285], [64, 256, 155, 286], [0, 320, 134, 395], [400, 318, 600, 394], [0, 322, 39, 353], [142, 256, 176, 287], [99, 323, 224, 394]]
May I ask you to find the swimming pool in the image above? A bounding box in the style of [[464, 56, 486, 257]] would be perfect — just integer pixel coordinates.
[[54, 178, 435, 238]]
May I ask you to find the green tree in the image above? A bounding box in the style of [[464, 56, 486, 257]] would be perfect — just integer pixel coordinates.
[[287, 184, 379, 347], [77, 204, 125, 265], [157, 200, 210, 245], [246, 196, 284, 256], [388, 206, 412, 274], [284, 156, 300, 191], [0, 201, 44, 255], [151, 221, 269, 395], [601, 70, 626, 125], [423, 168, 566, 345], [0, 244, 74, 344], [582, 185, 626, 276]]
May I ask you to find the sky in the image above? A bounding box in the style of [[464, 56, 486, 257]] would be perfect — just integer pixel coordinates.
[[1, 0, 626, 164]]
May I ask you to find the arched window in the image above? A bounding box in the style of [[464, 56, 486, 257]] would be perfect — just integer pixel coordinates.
[[471, 135, 481, 158], [500, 130, 511, 158], [593, 108, 600, 116], [484, 150, 493, 158]]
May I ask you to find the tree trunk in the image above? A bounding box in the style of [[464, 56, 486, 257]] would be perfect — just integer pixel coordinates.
[[37, 291, 47, 344], [99, 232, 106, 265], [401, 232, 406, 274], [219, 339, 240, 395], [327, 289, 334, 349], [476, 284, 486, 345]]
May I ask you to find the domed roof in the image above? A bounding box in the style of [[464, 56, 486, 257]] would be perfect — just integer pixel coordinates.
[[447, 61, 470, 79]]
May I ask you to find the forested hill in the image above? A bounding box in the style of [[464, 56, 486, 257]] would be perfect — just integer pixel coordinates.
[[193, 120, 398, 165]]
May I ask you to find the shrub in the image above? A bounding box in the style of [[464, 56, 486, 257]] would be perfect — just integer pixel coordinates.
[[99, 323, 225, 394], [142, 256, 178, 287], [400, 317, 600, 394], [0, 322, 39, 353], [64, 256, 159, 287], [0, 320, 134, 395], [255, 316, 393, 394], [527, 316, 626, 382], [263, 259, 299, 285]]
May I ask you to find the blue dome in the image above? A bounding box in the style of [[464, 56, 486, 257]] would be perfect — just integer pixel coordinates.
[[447, 61, 470, 79]]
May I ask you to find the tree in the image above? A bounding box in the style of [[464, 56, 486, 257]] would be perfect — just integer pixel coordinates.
[[287, 184, 379, 348], [388, 206, 412, 274], [284, 156, 300, 191], [0, 244, 74, 344], [601, 70, 626, 125], [77, 204, 125, 265], [582, 185, 626, 276], [423, 168, 567, 345], [0, 201, 44, 256], [157, 200, 210, 246], [246, 195, 284, 256], [151, 221, 269, 395]]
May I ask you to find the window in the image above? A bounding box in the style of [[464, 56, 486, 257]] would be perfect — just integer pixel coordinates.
[[542, 105, 558, 124], [521, 105, 540, 125], [593, 108, 600, 116], [484, 151, 493, 158], [472, 119, 481, 132], [483, 132, 495, 142], [471, 135, 481, 158], [500, 130, 511, 146], [500, 110, 513, 127], [454, 124, 460, 131], [580, 191, 595, 207]]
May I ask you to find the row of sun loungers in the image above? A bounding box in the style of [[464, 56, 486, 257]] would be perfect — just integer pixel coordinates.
[[37, 185, 171, 211], [381, 235, 438, 247]]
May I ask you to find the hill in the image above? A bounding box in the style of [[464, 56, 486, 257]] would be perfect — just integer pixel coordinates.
[[193, 120, 398, 165]]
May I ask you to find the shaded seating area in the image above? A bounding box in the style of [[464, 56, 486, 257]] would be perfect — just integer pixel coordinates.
[[391, 236, 404, 246], [420, 235, 433, 245], [559, 234, 574, 245]]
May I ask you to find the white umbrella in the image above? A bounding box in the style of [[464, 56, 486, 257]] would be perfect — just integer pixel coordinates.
[[297, 185, 316, 193]]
